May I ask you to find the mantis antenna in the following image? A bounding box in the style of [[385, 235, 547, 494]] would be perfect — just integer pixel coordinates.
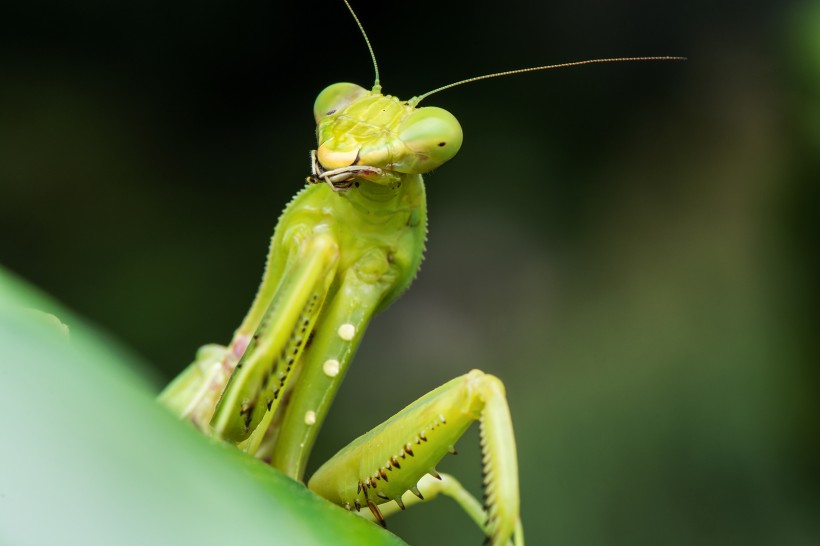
[[340, 0, 685, 105], [408, 56, 687, 106], [342, 0, 381, 94]]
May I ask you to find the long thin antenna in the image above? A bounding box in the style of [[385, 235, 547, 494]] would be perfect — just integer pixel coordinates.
[[342, 0, 381, 93], [408, 56, 687, 106]]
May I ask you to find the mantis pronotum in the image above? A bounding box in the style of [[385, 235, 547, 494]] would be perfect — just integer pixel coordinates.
[[159, 2, 683, 544]]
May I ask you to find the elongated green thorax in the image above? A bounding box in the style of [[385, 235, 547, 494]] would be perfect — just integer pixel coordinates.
[[271, 178, 428, 472], [214, 176, 425, 475]]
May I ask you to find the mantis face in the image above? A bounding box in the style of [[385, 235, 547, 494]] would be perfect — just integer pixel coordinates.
[[311, 82, 463, 189]]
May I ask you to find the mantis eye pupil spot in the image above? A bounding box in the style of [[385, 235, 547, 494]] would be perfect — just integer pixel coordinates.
[[438, 142, 446, 147], [326, 109, 337, 115]]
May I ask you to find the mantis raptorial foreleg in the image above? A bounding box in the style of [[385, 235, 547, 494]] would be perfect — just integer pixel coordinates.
[[270, 247, 401, 479], [160, 232, 341, 441], [307, 369, 521, 546], [210, 233, 340, 451]]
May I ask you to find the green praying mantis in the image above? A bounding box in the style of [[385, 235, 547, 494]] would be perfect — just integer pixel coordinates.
[[158, 2, 684, 544]]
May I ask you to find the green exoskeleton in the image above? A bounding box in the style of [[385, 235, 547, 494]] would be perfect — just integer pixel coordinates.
[[159, 2, 683, 544]]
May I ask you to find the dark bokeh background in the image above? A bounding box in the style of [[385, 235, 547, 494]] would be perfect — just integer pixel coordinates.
[[2, 0, 818, 544]]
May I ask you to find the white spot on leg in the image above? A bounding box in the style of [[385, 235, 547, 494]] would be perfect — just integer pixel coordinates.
[[323, 359, 340, 377], [338, 323, 355, 341], [304, 410, 316, 425]]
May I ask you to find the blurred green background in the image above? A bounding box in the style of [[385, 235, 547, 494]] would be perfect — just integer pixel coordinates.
[[1, 0, 818, 544]]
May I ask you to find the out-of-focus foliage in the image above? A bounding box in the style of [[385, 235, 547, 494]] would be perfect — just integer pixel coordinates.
[[0, 267, 407, 546], [1, 1, 817, 545]]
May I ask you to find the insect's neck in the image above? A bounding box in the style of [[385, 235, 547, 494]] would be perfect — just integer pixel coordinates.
[[342, 174, 424, 218]]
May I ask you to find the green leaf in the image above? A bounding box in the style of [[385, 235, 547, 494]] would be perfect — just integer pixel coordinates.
[[0, 266, 406, 546]]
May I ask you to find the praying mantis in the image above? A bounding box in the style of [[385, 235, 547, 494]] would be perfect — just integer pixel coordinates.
[[158, 2, 683, 544]]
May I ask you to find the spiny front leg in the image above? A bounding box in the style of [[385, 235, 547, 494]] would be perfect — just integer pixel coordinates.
[[270, 247, 401, 480], [307, 370, 522, 546], [210, 233, 340, 452], [157, 225, 340, 443]]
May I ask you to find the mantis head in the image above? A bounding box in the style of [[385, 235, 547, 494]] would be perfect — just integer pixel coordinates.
[[312, 82, 463, 188]]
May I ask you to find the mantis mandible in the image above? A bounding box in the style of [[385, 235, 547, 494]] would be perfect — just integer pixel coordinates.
[[159, 2, 683, 544]]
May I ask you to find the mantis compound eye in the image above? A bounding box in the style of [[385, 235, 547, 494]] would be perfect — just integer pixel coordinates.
[[313, 82, 369, 123], [394, 107, 463, 174]]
